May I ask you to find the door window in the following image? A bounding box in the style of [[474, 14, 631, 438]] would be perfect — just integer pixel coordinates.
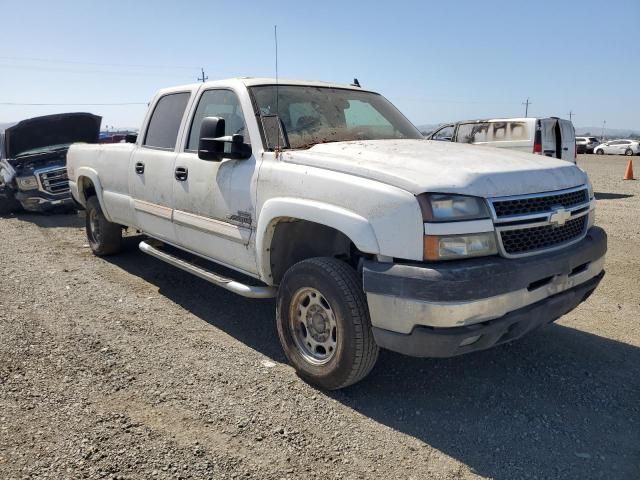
[[432, 125, 454, 140], [187, 89, 247, 150], [143, 92, 190, 150]]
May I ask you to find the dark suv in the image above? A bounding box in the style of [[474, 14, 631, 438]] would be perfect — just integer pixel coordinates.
[[0, 113, 101, 214]]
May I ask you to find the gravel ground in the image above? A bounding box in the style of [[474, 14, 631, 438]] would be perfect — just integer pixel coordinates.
[[1, 154, 638, 479]]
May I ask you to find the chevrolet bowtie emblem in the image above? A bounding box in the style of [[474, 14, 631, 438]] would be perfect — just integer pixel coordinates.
[[549, 207, 571, 227]]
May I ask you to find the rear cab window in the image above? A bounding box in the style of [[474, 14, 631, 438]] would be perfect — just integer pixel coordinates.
[[143, 92, 191, 150]]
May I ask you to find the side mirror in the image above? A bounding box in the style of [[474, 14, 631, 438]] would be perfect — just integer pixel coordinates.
[[125, 133, 138, 144], [198, 116, 252, 161]]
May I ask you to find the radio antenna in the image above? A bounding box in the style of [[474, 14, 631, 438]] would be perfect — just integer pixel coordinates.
[[274, 25, 280, 154]]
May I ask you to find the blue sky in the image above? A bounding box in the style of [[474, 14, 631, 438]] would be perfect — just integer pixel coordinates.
[[1, 0, 638, 131]]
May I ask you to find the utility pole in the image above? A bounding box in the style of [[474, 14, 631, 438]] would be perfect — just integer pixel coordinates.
[[567, 111, 575, 122], [197, 67, 208, 83], [601, 120, 606, 141], [522, 97, 531, 118]]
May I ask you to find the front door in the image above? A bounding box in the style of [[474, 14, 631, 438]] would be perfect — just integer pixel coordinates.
[[130, 91, 191, 242], [172, 88, 260, 275]]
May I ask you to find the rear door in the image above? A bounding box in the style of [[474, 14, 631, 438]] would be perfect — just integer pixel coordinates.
[[130, 91, 191, 241], [558, 119, 576, 161], [539, 118, 557, 158], [618, 140, 631, 154]]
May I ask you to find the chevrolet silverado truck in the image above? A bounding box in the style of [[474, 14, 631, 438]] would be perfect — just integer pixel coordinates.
[[66, 79, 606, 389], [0, 113, 101, 214]]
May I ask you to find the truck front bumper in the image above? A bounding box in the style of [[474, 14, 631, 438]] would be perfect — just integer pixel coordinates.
[[363, 226, 607, 358], [15, 190, 75, 212]]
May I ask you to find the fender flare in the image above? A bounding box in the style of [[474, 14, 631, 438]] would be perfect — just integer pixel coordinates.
[[255, 197, 380, 282], [74, 167, 113, 222]]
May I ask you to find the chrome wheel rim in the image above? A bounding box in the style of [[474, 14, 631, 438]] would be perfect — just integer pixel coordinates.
[[289, 287, 338, 365], [89, 209, 101, 244]]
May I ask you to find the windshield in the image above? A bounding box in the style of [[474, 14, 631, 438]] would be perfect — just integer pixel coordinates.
[[250, 85, 422, 150]]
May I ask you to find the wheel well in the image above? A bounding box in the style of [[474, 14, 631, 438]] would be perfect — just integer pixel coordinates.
[[78, 177, 96, 202], [268, 219, 363, 285]]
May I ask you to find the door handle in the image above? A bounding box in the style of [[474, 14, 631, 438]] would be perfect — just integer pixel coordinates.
[[174, 166, 188, 181], [135, 162, 145, 174]]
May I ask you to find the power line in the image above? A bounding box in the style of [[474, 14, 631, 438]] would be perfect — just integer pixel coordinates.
[[0, 63, 192, 78], [0, 102, 147, 106], [0, 55, 198, 70]]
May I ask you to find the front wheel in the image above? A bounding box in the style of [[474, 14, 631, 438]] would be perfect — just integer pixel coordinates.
[[595, 149, 604, 155], [276, 257, 379, 390], [85, 196, 122, 256], [625, 149, 634, 156]]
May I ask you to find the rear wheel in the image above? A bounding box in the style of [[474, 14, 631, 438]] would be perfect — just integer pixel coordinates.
[[85, 196, 122, 256], [276, 257, 379, 390], [595, 149, 604, 155], [625, 149, 634, 156]]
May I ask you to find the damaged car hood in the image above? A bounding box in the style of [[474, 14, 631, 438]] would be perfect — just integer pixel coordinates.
[[281, 139, 588, 197], [2, 113, 101, 160]]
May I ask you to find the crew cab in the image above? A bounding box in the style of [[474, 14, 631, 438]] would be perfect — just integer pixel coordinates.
[[0, 113, 101, 214], [67, 78, 606, 389]]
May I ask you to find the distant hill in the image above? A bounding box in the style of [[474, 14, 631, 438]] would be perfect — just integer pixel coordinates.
[[574, 127, 640, 138], [416, 124, 443, 135]]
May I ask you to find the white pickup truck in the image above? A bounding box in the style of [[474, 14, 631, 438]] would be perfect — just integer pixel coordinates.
[[67, 78, 607, 389]]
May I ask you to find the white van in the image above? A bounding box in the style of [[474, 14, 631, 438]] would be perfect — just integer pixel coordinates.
[[428, 117, 576, 162]]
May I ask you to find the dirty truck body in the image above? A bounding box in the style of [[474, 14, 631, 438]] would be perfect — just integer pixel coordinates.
[[67, 78, 606, 389], [0, 113, 101, 213]]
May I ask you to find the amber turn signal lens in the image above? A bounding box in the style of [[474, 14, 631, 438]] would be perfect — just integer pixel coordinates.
[[423, 235, 440, 261]]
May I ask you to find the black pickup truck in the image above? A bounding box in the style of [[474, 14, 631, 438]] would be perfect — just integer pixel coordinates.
[[0, 112, 101, 214]]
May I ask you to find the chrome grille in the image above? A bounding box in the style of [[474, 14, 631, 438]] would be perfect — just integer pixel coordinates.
[[500, 216, 588, 255], [493, 188, 588, 218], [38, 168, 69, 195], [491, 186, 591, 258]]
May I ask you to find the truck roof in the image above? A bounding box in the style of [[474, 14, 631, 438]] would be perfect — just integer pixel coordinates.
[[155, 77, 374, 96]]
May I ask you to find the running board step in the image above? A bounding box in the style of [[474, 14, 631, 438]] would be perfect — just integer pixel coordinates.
[[139, 240, 276, 299]]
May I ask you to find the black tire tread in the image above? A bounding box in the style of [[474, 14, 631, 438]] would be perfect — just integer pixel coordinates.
[[288, 257, 378, 389], [86, 196, 122, 256]]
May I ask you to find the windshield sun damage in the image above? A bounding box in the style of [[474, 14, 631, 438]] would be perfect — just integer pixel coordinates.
[[250, 85, 422, 150]]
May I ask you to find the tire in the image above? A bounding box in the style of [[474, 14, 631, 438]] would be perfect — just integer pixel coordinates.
[[625, 149, 634, 156], [276, 257, 379, 390], [85, 196, 122, 256], [595, 149, 604, 155], [0, 191, 22, 215]]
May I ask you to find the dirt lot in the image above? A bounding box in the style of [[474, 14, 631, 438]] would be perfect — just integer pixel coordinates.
[[1, 154, 638, 479]]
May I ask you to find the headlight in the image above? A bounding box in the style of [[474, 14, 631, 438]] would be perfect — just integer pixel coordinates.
[[417, 193, 490, 222], [16, 176, 39, 190], [424, 232, 498, 261]]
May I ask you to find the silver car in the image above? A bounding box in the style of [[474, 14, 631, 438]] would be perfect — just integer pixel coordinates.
[[594, 139, 639, 156], [575, 136, 600, 154]]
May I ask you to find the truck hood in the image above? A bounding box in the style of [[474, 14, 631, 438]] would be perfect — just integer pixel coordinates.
[[281, 139, 588, 197], [3, 112, 101, 159]]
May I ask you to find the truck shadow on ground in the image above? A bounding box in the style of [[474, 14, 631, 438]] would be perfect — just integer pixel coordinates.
[[106, 243, 639, 480], [6, 211, 84, 228]]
